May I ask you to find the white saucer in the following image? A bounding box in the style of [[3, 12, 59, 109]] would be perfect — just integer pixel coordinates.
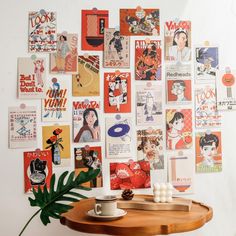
[[86, 209, 127, 221]]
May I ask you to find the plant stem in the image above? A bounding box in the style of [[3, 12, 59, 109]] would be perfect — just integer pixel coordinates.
[[19, 208, 41, 236]]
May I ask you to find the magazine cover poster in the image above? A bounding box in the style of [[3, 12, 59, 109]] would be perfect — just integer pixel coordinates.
[[136, 84, 162, 126], [50, 33, 78, 73], [28, 11, 57, 53], [166, 109, 192, 150], [195, 47, 219, 81], [72, 55, 100, 97], [167, 150, 194, 195], [9, 107, 37, 148], [164, 20, 191, 62], [195, 83, 221, 128], [106, 117, 132, 159], [135, 40, 161, 80], [73, 100, 100, 143], [42, 125, 71, 167], [42, 77, 70, 122], [110, 160, 151, 190], [81, 10, 109, 50], [104, 72, 131, 113], [137, 129, 164, 170], [24, 150, 52, 193], [120, 8, 160, 36], [74, 146, 103, 188], [18, 58, 46, 99], [196, 131, 222, 173], [216, 70, 236, 110], [104, 28, 130, 68]]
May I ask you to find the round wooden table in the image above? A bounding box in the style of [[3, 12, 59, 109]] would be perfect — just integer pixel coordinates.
[[60, 195, 213, 235]]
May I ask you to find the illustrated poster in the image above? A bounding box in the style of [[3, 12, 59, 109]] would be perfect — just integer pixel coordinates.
[[72, 55, 100, 97]]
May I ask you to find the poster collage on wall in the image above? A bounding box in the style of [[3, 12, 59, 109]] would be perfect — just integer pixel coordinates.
[[9, 6, 227, 194]]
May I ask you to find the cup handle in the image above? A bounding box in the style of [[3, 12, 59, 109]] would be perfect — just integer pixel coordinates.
[[94, 203, 102, 215]]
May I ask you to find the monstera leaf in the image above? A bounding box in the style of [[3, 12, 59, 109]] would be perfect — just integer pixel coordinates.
[[19, 169, 100, 236]]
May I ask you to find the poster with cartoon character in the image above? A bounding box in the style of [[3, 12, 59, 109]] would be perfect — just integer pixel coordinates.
[[104, 72, 131, 113]]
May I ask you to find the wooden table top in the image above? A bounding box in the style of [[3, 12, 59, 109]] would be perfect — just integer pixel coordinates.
[[60, 194, 213, 236]]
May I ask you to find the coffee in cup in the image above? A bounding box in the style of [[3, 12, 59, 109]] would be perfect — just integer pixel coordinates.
[[94, 195, 117, 216]]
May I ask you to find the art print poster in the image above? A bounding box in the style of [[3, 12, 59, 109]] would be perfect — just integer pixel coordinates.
[[136, 84, 162, 126], [164, 21, 191, 62], [73, 101, 100, 143], [106, 117, 132, 159], [135, 40, 161, 80], [24, 150, 52, 193], [196, 131, 222, 173], [166, 109, 192, 150], [18, 58, 46, 99], [195, 47, 219, 81], [72, 56, 100, 97], [50, 33, 78, 73], [167, 150, 194, 194], [216, 70, 236, 110], [81, 10, 109, 50], [103, 28, 130, 68], [120, 8, 160, 36], [74, 146, 103, 188], [195, 83, 221, 128], [110, 160, 151, 190], [9, 107, 37, 148], [137, 129, 164, 170], [104, 72, 131, 113], [42, 125, 71, 167], [28, 11, 57, 53], [42, 77, 70, 122]]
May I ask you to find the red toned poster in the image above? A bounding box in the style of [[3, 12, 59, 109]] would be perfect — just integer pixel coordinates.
[[104, 72, 131, 113], [81, 9, 109, 50], [24, 150, 52, 193]]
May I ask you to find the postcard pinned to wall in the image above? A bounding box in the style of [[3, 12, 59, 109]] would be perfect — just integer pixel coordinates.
[[72, 55, 100, 97], [106, 117, 132, 159], [135, 40, 161, 80], [28, 11, 57, 53], [74, 146, 103, 188], [196, 130, 222, 173], [9, 106, 37, 148], [24, 150, 52, 193]]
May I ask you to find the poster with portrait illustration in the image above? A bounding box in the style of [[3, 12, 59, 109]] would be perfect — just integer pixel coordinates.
[[42, 77, 70, 122], [42, 125, 70, 167], [8, 106, 37, 149], [81, 10, 109, 50], [195, 83, 221, 128], [164, 20, 191, 62], [110, 160, 151, 190], [104, 28, 130, 68], [106, 117, 132, 159], [18, 58, 46, 99], [167, 150, 194, 195], [195, 46, 219, 81], [72, 55, 100, 97], [196, 131, 222, 173], [216, 70, 236, 110], [137, 128, 164, 170], [104, 72, 131, 113], [136, 84, 162, 126], [28, 11, 57, 53], [135, 40, 161, 80], [50, 33, 78, 73], [120, 8, 160, 36], [24, 150, 52, 193], [166, 109, 192, 150], [74, 146, 103, 188], [73, 100, 100, 143]]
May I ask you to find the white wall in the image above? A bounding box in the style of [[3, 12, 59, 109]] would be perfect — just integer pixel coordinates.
[[1, 0, 236, 235]]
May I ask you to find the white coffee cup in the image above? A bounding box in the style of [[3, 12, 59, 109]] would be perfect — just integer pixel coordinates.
[[94, 195, 117, 216]]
